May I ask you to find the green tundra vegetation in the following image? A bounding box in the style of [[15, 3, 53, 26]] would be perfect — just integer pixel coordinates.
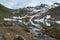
[[41, 23, 60, 40], [42, 6, 60, 40], [48, 27, 60, 40], [14, 36, 24, 40], [0, 3, 60, 40], [0, 4, 13, 18]]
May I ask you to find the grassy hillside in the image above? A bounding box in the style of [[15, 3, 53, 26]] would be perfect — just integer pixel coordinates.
[[0, 4, 13, 18]]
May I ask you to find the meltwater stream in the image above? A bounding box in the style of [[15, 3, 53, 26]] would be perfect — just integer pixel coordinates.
[[4, 6, 58, 40], [17, 14, 57, 40], [12, 7, 58, 40]]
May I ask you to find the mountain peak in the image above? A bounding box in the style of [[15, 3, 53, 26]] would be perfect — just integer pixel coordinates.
[[54, 2, 60, 5]]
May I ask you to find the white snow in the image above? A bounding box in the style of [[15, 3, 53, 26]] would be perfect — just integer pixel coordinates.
[[55, 21, 60, 24], [4, 18, 17, 21], [46, 22, 51, 26], [46, 15, 51, 19]]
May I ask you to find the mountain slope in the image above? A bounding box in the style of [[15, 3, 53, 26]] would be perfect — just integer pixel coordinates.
[[0, 3, 60, 40], [47, 6, 60, 21], [0, 4, 13, 18]]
